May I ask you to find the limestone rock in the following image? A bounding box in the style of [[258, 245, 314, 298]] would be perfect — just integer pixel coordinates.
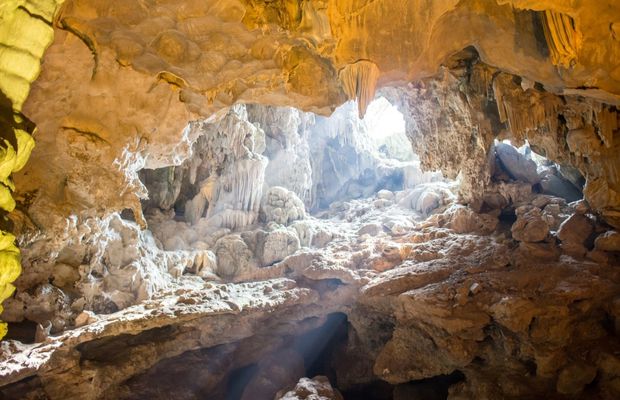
[[495, 143, 540, 185], [443, 205, 498, 235], [594, 230, 620, 252], [3, 1, 620, 399], [191, 250, 217, 279], [74, 311, 97, 328], [557, 214, 595, 257], [213, 234, 257, 280], [398, 183, 454, 215], [262, 187, 307, 226], [275, 376, 343, 400], [511, 207, 550, 243], [539, 173, 582, 203], [259, 227, 301, 267], [518, 241, 560, 262]]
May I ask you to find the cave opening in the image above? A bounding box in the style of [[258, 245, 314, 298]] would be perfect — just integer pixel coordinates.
[[134, 96, 450, 283]]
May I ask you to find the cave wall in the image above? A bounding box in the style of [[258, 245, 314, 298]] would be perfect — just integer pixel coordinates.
[[0, 1, 619, 397]]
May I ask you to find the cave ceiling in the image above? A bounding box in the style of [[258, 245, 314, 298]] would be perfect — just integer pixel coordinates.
[[9, 0, 618, 229]]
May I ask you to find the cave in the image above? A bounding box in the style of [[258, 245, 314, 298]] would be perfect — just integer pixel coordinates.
[[0, 1, 620, 400]]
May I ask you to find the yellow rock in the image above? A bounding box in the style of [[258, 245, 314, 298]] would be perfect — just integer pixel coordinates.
[[0, 0, 65, 340]]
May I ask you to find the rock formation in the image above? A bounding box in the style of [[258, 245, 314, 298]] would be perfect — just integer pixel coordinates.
[[0, 0, 619, 399]]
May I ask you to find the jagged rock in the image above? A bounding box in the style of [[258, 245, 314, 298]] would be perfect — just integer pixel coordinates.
[[246, 105, 313, 203], [511, 207, 550, 243], [3, 2, 620, 399], [50, 263, 80, 289], [275, 376, 343, 400], [262, 187, 307, 226], [442, 205, 498, 235], [191, 250, 218, 279]]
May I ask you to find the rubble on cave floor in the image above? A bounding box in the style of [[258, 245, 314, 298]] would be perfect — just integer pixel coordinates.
[[1, 172, 619, 399]]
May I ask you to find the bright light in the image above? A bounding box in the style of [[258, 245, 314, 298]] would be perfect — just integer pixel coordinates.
[[364, 97, 406, 138], [362, 97, 413, 161]]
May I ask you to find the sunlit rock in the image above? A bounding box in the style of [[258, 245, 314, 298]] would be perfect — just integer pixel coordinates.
[[2, 1, 620, 398]]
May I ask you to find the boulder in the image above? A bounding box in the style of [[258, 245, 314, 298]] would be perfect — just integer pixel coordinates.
[[539, 173, 582, 202], [511, 207, 550, 242], [594, 230, 620, 252], [213, 234, 257, 279], [495, 143, 540, 184], [399, 182, 454, 215], [259, 227, 300, 267], [557, 214, 594, 257]]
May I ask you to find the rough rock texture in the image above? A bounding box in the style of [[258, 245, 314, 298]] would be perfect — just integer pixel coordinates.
[[275, 376, 343, 400], [262, 187, 307, 226], [0, 0, 66, 339], [2, 0, 620, 398], [1, 187, 619, 399], [511, 206, 550, 243], [12, 0, 620, 240]]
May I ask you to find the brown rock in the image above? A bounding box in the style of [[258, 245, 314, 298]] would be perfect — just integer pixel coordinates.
[[557, 214, 594, 257], [556, 362, 597, 395], [511, 207, 550, 243], [594, 230, 620, 252]]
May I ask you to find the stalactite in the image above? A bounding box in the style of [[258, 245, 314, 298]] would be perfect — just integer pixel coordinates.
[[492, 73, 561, 141], [338, 60, 380, 119], [541, 10, 581, 68], [206, 155, 268, 229]]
